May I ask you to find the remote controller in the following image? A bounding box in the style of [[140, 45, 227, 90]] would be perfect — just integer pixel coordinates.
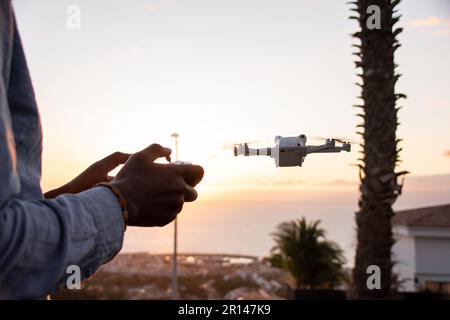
[[172, 160, 192, 165]]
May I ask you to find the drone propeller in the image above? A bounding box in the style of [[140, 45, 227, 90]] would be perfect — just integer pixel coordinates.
[[333, 138, 349, 144], [310, 136, 358, 144], [222, 140, 260, 150]]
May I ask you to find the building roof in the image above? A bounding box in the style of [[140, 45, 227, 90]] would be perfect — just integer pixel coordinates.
[[393, 204, 450, 228]]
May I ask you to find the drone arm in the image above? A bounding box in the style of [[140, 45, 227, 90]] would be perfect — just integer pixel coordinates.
[[234, 144, 272, 157], [244, 147, 271, 156], [251, 148, 271, 156], [305, 143, 351, 154], [306, 145, 339, 154]]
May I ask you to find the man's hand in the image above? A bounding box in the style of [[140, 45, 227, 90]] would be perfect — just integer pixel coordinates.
[[44, 152, 131, 198], [111, 144, 204, 227]]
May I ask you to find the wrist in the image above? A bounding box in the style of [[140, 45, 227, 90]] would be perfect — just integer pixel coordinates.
[[95, 182, 129, 228], [109, 180, 140, 226]]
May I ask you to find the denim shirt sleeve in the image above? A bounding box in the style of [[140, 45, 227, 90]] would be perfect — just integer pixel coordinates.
[[0, 188, 125, 299], [0, 2, 125, 299]]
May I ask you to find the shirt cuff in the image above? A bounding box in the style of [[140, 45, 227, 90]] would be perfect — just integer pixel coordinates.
[[76, 186, 125, 264]]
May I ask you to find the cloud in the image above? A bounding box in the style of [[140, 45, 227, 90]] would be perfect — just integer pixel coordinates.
[[251, 179, 305, 186], [408, 16, 450, 35], [143, 0, 175, 13], [409, 16, 443, 27], [443, 150, 450, 158], [260, 179, 357, 187], [323, 179, 358, 186], [270, 179, 305, 186], [143, 4, 160, 13], [438, 21, 450, 34]]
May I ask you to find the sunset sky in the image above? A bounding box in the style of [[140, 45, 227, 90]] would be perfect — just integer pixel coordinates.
[[13, 0, 450, 197]]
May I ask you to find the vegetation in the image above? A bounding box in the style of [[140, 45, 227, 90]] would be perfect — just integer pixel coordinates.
[[269, 218, 346, 289], [349, 0, 408, 298]]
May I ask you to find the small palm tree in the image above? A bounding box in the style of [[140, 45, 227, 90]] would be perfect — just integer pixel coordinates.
[[269, 218, 346, 289]]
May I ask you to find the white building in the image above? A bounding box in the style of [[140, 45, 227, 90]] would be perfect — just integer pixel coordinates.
[[392, 204, 450, 293]]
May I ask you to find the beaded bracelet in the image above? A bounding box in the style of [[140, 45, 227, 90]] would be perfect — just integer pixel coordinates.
[[96, 182, 129, 228]]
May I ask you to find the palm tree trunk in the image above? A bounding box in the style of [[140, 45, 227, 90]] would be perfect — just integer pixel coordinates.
[[350, 0, 407, 298]]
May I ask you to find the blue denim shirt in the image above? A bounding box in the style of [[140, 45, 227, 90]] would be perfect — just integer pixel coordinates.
[[0, 3, 124, 299]]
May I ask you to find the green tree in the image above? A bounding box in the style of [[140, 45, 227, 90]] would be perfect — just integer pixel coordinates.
[[349, 0, 408, 298], [269, 218, 346, 289]]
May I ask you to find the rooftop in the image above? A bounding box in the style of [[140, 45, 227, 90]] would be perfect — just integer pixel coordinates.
[[393, 204, 450, 228]]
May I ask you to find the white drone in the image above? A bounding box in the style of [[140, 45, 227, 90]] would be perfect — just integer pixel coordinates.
[[233, 134, 351, 167]]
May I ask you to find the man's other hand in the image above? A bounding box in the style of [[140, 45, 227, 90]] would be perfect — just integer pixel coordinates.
[[44, 152, 131, 198], [111, 144, 204, 227]]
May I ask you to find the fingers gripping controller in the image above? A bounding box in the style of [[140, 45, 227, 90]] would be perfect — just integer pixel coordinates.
[[111, 144, 204, 227]]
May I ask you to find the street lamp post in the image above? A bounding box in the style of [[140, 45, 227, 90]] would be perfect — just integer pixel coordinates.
[[170, 133, 179, 299]]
